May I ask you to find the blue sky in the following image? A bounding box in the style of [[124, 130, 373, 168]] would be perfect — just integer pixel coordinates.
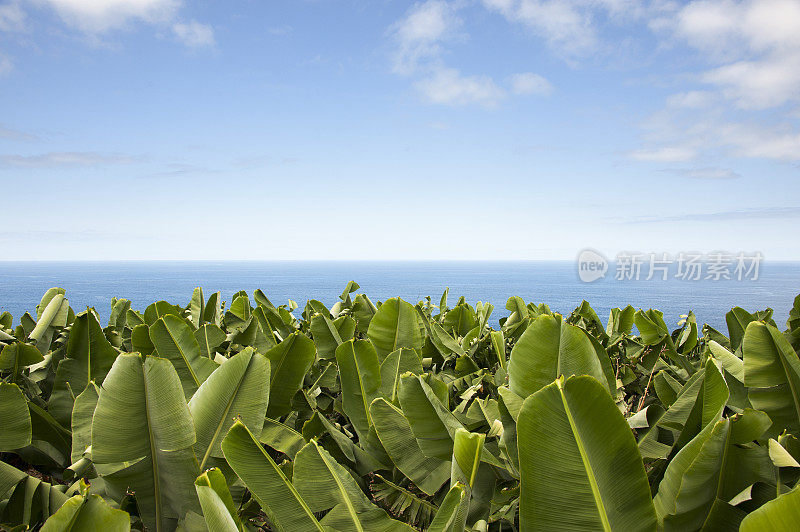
[[0, 0, 798, 260]]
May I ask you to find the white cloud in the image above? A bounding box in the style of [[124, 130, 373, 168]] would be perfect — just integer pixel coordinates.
[[670, 0, 800, 109], [172, 20, 214, 48], [716, 121, 800, 160], [633, 1, 800, 162], [390, 1, 554, 106], [0, 52, 12, 75], [664, 167, 741, 179], [268, 25, 292, 36], [628, 146, 696, 162], [0, 1, 26, 32], [701, 53, 800, 109], [665, 90, 715, 108], [674, 0, 800, 57], [427, 121, 450, 130], [391, 0, 461, 74], [0, 151, 137, 167], [33, 0, 181, 33], [0, 123, 39, 141], [509, 72, 553, 95], [415, 66, 506, 106], [481, 0, 599, 58]]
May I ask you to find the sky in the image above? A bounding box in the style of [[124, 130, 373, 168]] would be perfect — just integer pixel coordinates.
[[0, 0, 799, 261]]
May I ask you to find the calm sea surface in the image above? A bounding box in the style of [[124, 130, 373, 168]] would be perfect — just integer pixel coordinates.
[[0, 261, 798, 332]]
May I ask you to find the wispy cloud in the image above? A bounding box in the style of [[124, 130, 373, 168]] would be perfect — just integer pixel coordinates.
[[268, 25, 292, 36], [172, 20, 215, 49], [0, 151, 137, 168], [0, 1, 26, 32], [18, 0, 214, 51], [34, 0, 181, 33], [232, 155, 301, 169], [662, 167, 741, 180], [426, 121, 450, 130], [628, 146, 696, 162], [137, 162, 219, 179], [670, 0, 800, 109], [632, 0, 800, 162], [621, 206, 800, 224], [0, 229, 155, 242], [481, 0, 599, 59], [508, 72, 553, 96], [0, 124, 40, 142], [390, 0, 461, 75], [0, 52, 12, 75], [414, 67, 505, 106], [389, 0, 552, 107]]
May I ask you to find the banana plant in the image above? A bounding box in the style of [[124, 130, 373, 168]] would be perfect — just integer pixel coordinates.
[[1, 286, 798, 532]]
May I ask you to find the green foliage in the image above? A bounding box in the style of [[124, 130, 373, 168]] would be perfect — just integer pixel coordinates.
[[1, 285, 799, 531]]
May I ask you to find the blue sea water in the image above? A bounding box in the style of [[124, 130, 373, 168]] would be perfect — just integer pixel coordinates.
[[0, 261, 798, 333]]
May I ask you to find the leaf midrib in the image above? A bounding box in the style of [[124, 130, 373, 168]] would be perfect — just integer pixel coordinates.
[[557, 379, 612, 532], [314, 441, 364, 532], [141, 359, 163, 532], [199, 354, 252, 470], [350, 343, 373, 429], [248, 426, 324, 531], [162, 319, 200, 387]]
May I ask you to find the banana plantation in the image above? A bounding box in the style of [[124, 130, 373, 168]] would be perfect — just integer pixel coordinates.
[[2, 283, 800, 531]]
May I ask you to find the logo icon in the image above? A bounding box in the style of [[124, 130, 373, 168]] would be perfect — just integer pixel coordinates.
[[577, 249, 608, 283]]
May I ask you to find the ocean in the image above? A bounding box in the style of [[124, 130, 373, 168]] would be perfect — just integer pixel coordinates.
[[0, 261, 798, 333]]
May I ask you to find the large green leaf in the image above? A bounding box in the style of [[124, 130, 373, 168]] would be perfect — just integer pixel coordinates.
[[0, 382, 32, 451], [443, 304, 478, 338], [195, 324, 226, 359], [708, 340, 744, 382], [0, 461, 70, 529], [188, 347, 270, 469], [149, 314, 218, 399], [0, 461, 28, 504], [24, 402, 72, 468], [398, 373, 464, 460], [29, 291, 69, 353], [743, 321, 800, 438], [220, 420, 324, 532], [144, 301, 184, 326], [448, 428, 485, 530], [427, 484, 466, 532], [293, 440, 414, 531], [263, 332, 316, 418], [311, 313, 355, 359], [379, 348, 423, 404], [635, 309, 693, 373], [259, 418, 307, 458], [490, 330, 506, 370], [739, 484, 800, 531], [70, 382, 99, 463], [517, 375, 657, 531], [189, 287, 205, 329], [727, 307, 758, 353], [336, 339, 382, 441], [0, 342, 44, 381], [637, 362, 729, 461], [367, 298, 425, 360], [508, 314, 608, 398], [369, 397, 451, 496], [654, 411, 775, 531], [194, 468, 243, 532], [91, 354, 200, 532], [41, 491, 130, 532], [51, 311, 118, 423]]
